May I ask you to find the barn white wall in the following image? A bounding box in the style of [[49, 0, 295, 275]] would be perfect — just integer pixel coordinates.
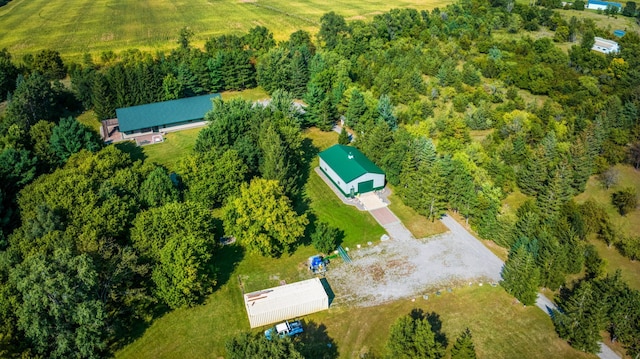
[[319, 158, 351, 195], [347, 173, 385, 192], [247, 296, 329, 328]]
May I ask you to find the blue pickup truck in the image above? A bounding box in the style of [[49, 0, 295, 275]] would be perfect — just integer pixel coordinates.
[[264, 320, 304, 340]]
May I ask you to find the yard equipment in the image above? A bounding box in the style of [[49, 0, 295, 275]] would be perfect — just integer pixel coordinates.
[[308, 255, 329, 274], [264, 320, 304, 340]]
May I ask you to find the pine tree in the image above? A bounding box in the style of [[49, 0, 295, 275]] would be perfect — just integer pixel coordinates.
[[450, 328, 477, 359], [345, 89, 368, 128], [500, 245, 540, 305], [377, 94, 397, 130], [92, 73, 115, 121], [553, 281, 606, 353], [338, 127, 350, 145]]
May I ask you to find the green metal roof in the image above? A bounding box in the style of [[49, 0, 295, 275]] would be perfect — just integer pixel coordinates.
[[116, 94, 220, 132], [318, 144, 384, 183]]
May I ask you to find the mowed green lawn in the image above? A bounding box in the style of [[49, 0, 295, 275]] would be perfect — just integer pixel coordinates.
[[0, 0, 449, 61]]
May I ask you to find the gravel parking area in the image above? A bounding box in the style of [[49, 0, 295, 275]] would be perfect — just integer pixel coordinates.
[[326, 217, 503, 307]]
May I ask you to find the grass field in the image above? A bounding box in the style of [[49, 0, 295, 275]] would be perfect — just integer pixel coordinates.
[[140, 127, 202, 171], [574, 164, 640, 290], [116, 280, 596, 358], [0, 0, 448, 62], [387, 189, 448, 238]]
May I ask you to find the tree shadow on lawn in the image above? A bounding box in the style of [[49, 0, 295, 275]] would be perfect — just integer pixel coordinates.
[[213, 243, 245, 290], [115, 141, 147, 163], [295, 320, 339, 359]]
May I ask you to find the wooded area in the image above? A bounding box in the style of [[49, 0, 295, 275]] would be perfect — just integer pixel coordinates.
[[1, 0, 640, 357]]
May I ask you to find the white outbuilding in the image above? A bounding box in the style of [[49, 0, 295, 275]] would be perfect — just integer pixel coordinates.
[[318, 144, 385, 198], [244, 278, 329, 328]]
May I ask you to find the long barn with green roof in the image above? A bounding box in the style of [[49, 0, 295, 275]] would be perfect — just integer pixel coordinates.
[[114, 93, 220, 139], [318, 144, 385, 197]]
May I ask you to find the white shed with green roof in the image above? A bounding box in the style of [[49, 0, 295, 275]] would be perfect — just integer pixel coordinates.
[[318, 144, 385, 197]]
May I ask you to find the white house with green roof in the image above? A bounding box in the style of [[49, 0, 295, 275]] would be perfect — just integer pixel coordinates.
[[318, 144, 385, 197], [114, 93, 220, 139]]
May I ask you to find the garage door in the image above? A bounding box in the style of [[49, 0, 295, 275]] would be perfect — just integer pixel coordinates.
[[358, 180, 374, 194]]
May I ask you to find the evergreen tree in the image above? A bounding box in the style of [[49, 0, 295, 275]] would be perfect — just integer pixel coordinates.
[[553, 281, 606, 353], [386, 313, 445, 359], [450, 328, 477, 359], [92, 73, 115, 121], [345, 89, 368, 128], [0, 48, 18, 101], [49, 117, 103, 164], [5, 73, 58, 129], [500, 245, 540, 305], [377, 94, 397, 130], [611, 187, 637, 216], [338, 127, 350, 145]]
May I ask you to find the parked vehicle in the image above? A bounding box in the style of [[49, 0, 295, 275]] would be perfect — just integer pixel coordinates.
[[264, 320, 304, 340]]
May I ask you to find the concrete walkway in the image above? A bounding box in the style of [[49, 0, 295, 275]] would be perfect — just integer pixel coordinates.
[[441, 216, 621, 359]]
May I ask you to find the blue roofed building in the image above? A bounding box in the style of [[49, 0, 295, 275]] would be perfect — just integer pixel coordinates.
[[103, 94, 220, 142]]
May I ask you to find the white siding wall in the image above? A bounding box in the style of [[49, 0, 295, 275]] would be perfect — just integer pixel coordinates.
[[319, 158, 351, 195], [247, 296, 329, 328]]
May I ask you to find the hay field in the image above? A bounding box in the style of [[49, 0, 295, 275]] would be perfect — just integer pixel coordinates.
[[0, 0, 449, 61]]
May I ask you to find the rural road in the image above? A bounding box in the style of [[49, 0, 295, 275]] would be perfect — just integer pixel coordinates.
[[439, 215, 621, 359]]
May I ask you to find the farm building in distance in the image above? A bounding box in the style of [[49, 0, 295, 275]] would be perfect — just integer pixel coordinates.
[[244, 278, 330, 328], [592, 37, 620, 54], [101, 93, 220, 144], [318, 144, 385, 197], [586, 0, 622, 10]]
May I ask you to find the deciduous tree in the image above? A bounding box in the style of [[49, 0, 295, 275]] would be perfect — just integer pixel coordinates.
[[223, 179, 308, 257]]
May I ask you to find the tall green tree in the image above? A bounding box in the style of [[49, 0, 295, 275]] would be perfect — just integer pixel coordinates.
[[180, 149, 248, 208], [0, 48, 18, 101], [49, 117, 103, 164], [318, 12, 349, 50], [450, 328, 477, 359], [377, 94, 397, 130], [386, 312, 445, 359], [553, 281, 606, 353], [139, 166, 180, 208], [611, 187, 637, 215], [500, 245, 540, 305], [131, 201, 218, 308], [10, 246, 108, 358], [5, 73, 58, 129], [223, 179, 308, 257], [31, 49, 66, 80]]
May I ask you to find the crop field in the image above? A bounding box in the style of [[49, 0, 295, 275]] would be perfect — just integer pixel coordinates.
[[0, 0, 449, 61]]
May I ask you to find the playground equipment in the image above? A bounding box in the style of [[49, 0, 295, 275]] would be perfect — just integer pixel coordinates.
[[308, 255, 329, 274]]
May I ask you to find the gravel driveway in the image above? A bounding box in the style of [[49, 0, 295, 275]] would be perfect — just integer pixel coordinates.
[[326, 215, 503, 307]]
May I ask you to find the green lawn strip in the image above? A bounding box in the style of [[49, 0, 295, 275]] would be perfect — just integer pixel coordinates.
[[386, 190, 448, 238], [502, 188, 530, 215], [589, 239, 640, 291], [220, 87, 270, 102], [140, 127, 202, 171], [76, 110, 101, 133]]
